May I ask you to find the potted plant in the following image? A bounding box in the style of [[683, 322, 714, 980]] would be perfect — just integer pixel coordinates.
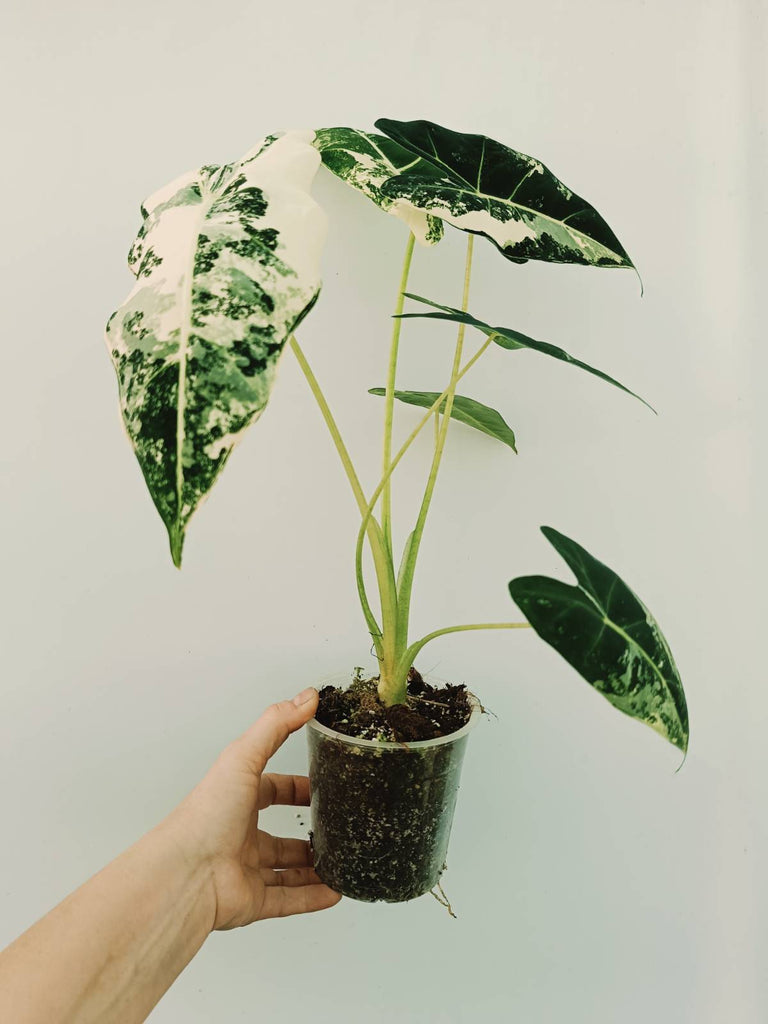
[[105, 119, 689, 905]]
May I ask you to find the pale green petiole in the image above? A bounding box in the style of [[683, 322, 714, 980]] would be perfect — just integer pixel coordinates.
[[289, 336, 397, 662], [398, 622, 530, 679], [353, 330, 496, 700], [381, 232, 416, 559], [392, 235, 476, 683]]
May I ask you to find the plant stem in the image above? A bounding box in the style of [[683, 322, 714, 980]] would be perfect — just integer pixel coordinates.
[[399, 621, 531, 677], [289, 336, 368, 514], [381, 232, 416, 558], [394, 234, 475, 661], [289, 335, 396, 661], [375, 336, 494, 506], [353, 332, 495, 698]]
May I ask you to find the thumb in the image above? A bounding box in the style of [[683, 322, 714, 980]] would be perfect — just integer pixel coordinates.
[[238, 687, 319, 772]]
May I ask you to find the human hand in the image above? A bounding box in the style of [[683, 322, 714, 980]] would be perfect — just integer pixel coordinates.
[[162, 687, 341, 930]]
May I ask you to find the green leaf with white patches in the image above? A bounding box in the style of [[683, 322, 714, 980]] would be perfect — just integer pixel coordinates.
[[374, 118, 634, 269], [369, 388, 517, 452], [509, 527, 689, 753], [396, 294, 654, 412], [106, 131, 327, 567], [313, 127, 444, 246]]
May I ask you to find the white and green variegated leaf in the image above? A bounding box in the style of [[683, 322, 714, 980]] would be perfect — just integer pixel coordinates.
[[397, 294, 654, 412], [369, 388, 517, 452], [374, 118, 634, 269], [106, 131, 327, 566], [509, 527, 689, 753], [313, 128, 444, 246]]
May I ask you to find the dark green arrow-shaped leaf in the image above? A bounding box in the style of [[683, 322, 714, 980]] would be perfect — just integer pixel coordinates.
[[396, 294, 654, 413], [374, 118, 634, 269], [369, 388, 517, 451], [509, 527, 689, 753]]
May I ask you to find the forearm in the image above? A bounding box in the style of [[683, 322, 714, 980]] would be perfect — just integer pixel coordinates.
[[0, 819, 215, 1024]]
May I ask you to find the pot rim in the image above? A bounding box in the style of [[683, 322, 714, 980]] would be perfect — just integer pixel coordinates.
[[307, 675, 483, 750]]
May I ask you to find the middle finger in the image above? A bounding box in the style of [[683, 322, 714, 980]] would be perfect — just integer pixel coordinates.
[[257, 829, 314, 869]]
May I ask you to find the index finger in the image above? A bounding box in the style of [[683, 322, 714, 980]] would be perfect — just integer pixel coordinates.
[[258, 772, 311, 810]]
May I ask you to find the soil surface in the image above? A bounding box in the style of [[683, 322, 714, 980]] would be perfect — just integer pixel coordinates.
[[314, 667, 473, 742]]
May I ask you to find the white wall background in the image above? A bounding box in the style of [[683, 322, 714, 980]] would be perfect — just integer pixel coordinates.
[[1, 1, 765, 1021]]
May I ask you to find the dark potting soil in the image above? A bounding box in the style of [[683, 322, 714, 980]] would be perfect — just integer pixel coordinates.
[[309, 668, 476, 902], [314, 668, 472, 742]]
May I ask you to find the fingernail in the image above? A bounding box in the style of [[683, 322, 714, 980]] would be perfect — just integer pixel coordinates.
[[293, 686, 317, 707]]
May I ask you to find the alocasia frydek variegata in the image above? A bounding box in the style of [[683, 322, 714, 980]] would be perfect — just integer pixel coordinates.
[[107, 119, 688, 754]]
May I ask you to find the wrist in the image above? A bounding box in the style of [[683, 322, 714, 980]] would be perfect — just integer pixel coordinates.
[[146, 816, 218, 940]]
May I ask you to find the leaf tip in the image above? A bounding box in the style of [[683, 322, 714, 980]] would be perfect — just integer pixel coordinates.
[[169, 525, 185, 569], [634, 392, 658, 417], [634, 265, 645, 298]]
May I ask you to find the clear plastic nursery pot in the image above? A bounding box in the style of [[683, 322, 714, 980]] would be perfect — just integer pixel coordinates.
[[306, 675, 481, 903]]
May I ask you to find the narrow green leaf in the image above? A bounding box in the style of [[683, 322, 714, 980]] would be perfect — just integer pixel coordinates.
[[374, 118, 634, 269], [313, 127, 444, 245], [106, 132, 327, 566], [396, 294, 655, 412], [369, 387, 517, 452], [509, 527, 689, 752]]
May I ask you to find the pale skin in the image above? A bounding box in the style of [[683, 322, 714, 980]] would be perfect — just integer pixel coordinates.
[[0, 687, 341, 1024]]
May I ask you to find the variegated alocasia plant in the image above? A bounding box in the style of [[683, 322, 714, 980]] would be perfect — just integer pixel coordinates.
[[106, 119, 689, 755]]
